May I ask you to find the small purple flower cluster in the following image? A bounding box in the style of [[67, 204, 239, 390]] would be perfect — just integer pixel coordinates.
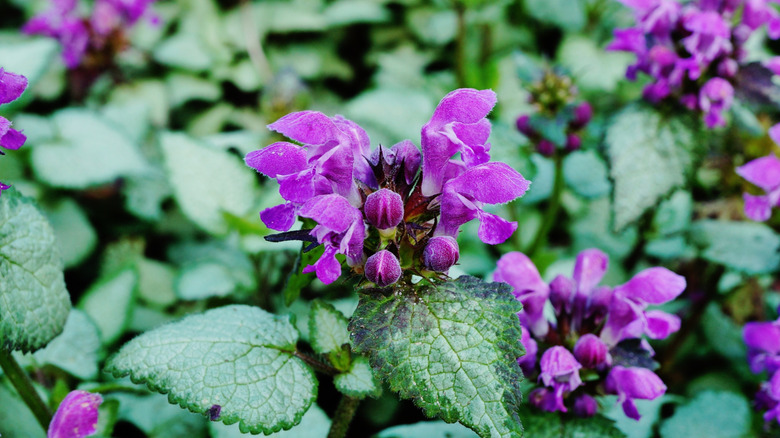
[[0, 68, 28, 196], [23, 0, 156, 69], [495, 249, 686, 420], [608, 0, 780, 128], [516, 102, 592, 157], [736, 123, 780, 221], [744, 314, 780, 424], [245, 89, 531, 286]]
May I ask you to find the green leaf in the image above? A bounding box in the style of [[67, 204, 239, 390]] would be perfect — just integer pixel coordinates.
[[0, 380, 46, 438], [606, 105, 696, 231], [557, 35, 634, 92], [160, 132, 258, 235], [603, 396, 665, 438], [334, 356, 382, 399], [137, 258, 178, 308], [78, 268, 138, 345], [324, 0, 390, 25], [0, 189, 70, 353], [659, 391, 750, 438], [524, 0, 586, 31], [30, 109, 149, 189], [563, 150, 611, 199], [45, 198, 97, 268], [27, 309, 100, 380], [691, 220, 780, 274], [210, 405, 331, 438], [175, 262, 238, 300], [111, 393, 208, 437], [344, 88, 435, 148], [520, 407, 626, 438], [376, 421, 479, 438], [106, 305, 318, 435], [349, 276, 525, 438], [309, 300, 350, 355], [0, 37, 58, 93]]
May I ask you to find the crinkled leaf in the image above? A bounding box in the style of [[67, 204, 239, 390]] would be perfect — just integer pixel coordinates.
[[210, 405, 331, 438], [79, 267, 138, 345], [519, 407, 625, 438], [557, 35, 633, 92], [334, 356, 382, 399], [160, 132, 258, 235], [309, 299, 350, 355], [376, 421, 479, 438], [349, 276, 524, 438], [45, 198, 97, 268], [106, 305, 318, 435], [30, 109, 149, 189], [28, 309, 100, 380], [0, 189, 70, 353], [691, 220, 780, 274], [659, 391, 750, 438], [563, 150, 611, 199], [606, 105, 696, 231]]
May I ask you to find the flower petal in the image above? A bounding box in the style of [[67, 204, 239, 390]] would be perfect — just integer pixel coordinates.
[[268, 111, 339, 145], [744, 193, 773, 222], [0, 128, 26, 151], [572, 248, 609, 295], [302, 245, 341, 284], [644, 310, 681, 339], [260, 203, 297, 232], [744, 321, 780, 354], [736, 155, 780, 192], [48, 390, 102, 438], [244, 142, 307, 178], [614, 267, 686, 305], [0, 70, 28, 104]]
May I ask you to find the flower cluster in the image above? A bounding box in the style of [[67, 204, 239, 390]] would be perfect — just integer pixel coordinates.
[[23, 0, 156, 69], [608, 0, 780, 128], [48, 390, 102, 438], [736, 123, 780, 221], [515, 71, 593, 156], [0, 68, 28, 196], [744, 313, 780, 424], [494, 249, 686, 419], [245, 88, 531, 286]]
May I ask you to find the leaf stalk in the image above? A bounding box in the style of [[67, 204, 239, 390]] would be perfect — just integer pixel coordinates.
[[0, 350, 52, 430]]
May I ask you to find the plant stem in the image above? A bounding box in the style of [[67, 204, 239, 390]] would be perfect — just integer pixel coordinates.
[[293, 350, 340, 376], [455, 2, 467, 88], [0, 350, 52, 430], [327, 395, 360, 438], [527, 153, 565, 256]]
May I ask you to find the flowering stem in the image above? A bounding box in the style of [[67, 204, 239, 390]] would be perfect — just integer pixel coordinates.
[[326, 395, 360, 438], [527, 153, 565, 255], [0, 350, 52, 430]]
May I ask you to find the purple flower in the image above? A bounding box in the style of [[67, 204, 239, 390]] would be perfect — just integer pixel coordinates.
[[573, 393, 599, 418], [736, 132, 780, 221], [494, 252, 550, 337], [364, 250, 402, 287], [744, 319, 780, 374], [435, 162, 530, 245], [48, 390, 102, 438], [574, 333, 610, 369], [364, 188, 403, 231], [371, 140, 421, 186], [0, 68, 28, 194], [743, 0, 780, 38], [619, 0, 681, 38], [518, 326, 538, 376], [761, 371, 780, 423], [682, 11, 733, 64], [539, 346, 583, 412], [605, 366, 666, 420], [699, 77, 733, 128], [298, 194, 366, 284], [601, 267, 686, 346], [423, 236, 459, 272], [420, 88, 496, 197]]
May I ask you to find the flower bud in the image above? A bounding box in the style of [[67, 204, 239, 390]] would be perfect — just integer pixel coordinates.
[[364, 250, 402, 287], [573, 334, 609, 368], [549, 274, 574, 315], [565, 133, 582, 152], [537, 139, 556, 157], [516, 114, 536, 137], [573, 394, 598, 418], [571, 102, 592, 129], [364, 188, 404, 230], [423, 236, 459, 272]]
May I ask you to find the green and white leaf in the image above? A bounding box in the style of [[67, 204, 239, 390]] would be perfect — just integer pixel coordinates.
[[520, 406, 625, 437], [335, 356, 382, 399], [557, 35, 634, 92], [160, 132, 258, 235], [30, 109, 149, 189], [376, 421, 479, 438], [45, 198, 97, 268], [606, 105, 696, 231], [0, 189, 70, 353], [25, 309, 100, 380], [137, 258, 178, 308], [210, 404, 331, 438], [112, 393, 207, 437], [0, 380, 46, 438], [525, 0, 586, 31], [79, 267, 138, 345], [659, 391, 750, 438], [309, 300, 350, 354], [0, 36, 58, 93], [563, 150, 611, 199], [691, 220, 780, 274], [106, 305, 318, 435], [349, 276, 525, 438], [175, 262, 237, 300]]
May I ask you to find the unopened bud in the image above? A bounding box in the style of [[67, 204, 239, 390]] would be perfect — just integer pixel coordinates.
[[571, 102, 592, 129], [573, 394, 598, 418], [537, 139, 556, 157], [364, 188, 404, 230], [565, 133, 582, 151], [364, 250, 402, 287], [423, 236, 459, 272], [516, 114, 536, 137], [573, 334, 609, 368]]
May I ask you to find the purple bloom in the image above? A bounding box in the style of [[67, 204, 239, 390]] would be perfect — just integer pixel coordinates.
[[736, 134, 780, 221], [573, 393, 599, 418], [0, 68, 28, 194], [605, 366, 666, 420], [601, 267, 686, 346], [682, 11, 733, 64], [423, 236, 459, 272], [762, 371, 780, 423], [699, 77, 733, 128], [364, 250, 401, 287], [364, 188, 403, 231], [574, 333, 610, 369], [298, 194, 366, 284], [539, 346, 583, 412], [518, 326, 538, 376], [744, 319, 780, 374], [494, 252, 550, 337], [619, 0, 681, 38], [48, 390, 102, 438]]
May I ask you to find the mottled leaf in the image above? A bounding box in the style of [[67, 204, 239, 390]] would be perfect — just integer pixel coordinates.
[[334, 356, 382, 399], [309, 300, 350, 355], [691, 220, 780, 274]]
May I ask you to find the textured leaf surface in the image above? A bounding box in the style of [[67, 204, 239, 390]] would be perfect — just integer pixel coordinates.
[[691, 220, 780, 274], [309, 300, 350, 354], [30, 109, 149, 188], [210, 404, 331, 438], [27, 309, 100, 379], [376, 421, 479, 437], [45, 198, 97, 268], [0, 189, 70, 353], [606, 105, 695, 231], [349, 276, 524, 437], [334, 356, 382, 398], [79, 267, 138, 345], [107, 305, 318, 434], [0, 380, 46, 438], [0, 37, 58, 92], [659, 391, 749, 438], [520, 407, 625, 437], [160, 132, 258, 235]]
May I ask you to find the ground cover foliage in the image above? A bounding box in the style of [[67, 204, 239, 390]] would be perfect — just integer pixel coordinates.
[[2, 0, 780, 437]]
